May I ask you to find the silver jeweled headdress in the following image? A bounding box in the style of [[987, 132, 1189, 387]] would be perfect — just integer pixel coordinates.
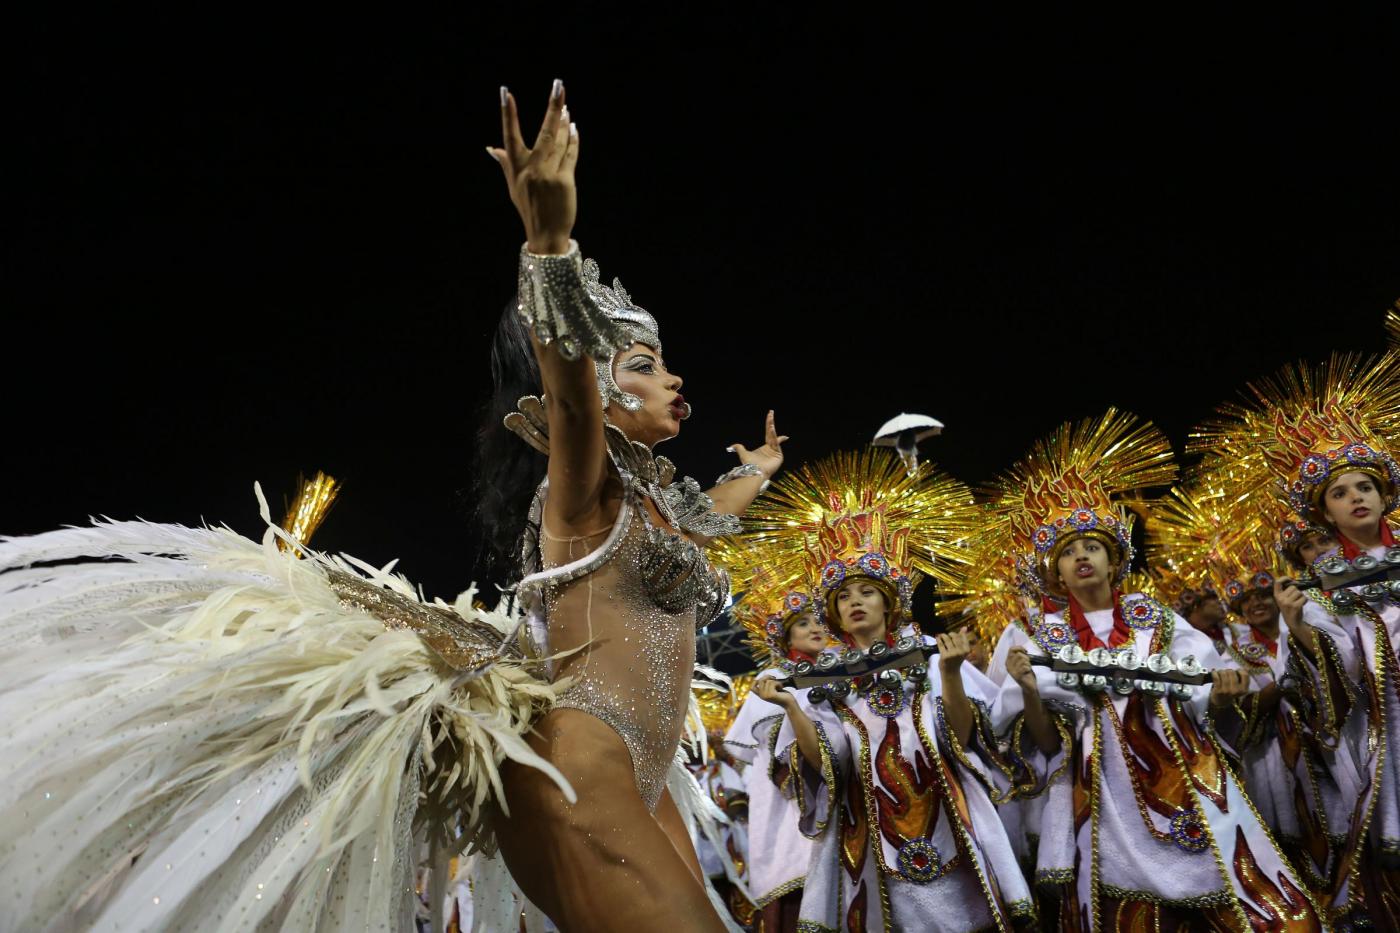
[[580, 257, 661, 413]]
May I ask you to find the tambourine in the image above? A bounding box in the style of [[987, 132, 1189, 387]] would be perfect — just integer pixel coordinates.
[[775, 637, 935, 702], [1029, 644, 1213, 698], [1287, 546, 1400, 592]]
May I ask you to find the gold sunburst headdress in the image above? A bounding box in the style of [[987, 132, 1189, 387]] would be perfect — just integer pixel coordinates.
[[1274, 517, 1335, 571], [1189, 352, 1400, 534], [1140, 485, 1241, 614], [959, 536, 1044, 646], [985, 408, 1177, 599], [1387, 300, 1400, 348], [708, 545, 825, 669], [804, 509, 915, 637], [1209, 536, 1286, 615], [720, 448, 979, 637]]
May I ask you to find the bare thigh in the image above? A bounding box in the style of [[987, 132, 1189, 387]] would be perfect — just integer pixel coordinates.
[[654, 787, 705, 884], [496, 709, 727, 933]]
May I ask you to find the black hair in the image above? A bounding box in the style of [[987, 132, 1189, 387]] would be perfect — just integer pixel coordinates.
[[467, 300, 548, 593]]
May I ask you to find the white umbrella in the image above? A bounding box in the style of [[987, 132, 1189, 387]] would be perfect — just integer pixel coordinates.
[[872, 413, 945, 476]]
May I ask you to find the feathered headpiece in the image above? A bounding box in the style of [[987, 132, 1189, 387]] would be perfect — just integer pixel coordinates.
[[1189, 352, 1400, 530], [985, 409, 1177, 598], [720, 448, 979, 634]]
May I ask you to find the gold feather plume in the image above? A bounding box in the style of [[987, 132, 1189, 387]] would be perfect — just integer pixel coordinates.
[[713, 448, 980, 620], [1188, 351, 1400, 530], [979, 408, 1177, 599]]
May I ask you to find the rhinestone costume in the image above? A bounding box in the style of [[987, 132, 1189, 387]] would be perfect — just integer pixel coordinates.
[[509, 241, 734, 811], [519, 481, 729, 811], [508, 406, 733, 811]]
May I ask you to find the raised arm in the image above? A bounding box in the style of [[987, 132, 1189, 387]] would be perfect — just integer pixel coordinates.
[[936, 631, 977, 748], [691, 410, 789, 544], [491, 82, 615, 530]]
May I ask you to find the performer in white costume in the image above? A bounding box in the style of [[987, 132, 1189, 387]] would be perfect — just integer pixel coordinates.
[[988, 409, 1323, 931], [1191, 350, 1400, 927], [736, 448, 1033, 932], [717, 565, 834, 931], [0, 80, 778, 933]]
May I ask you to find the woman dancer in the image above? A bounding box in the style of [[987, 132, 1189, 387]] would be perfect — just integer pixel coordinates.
[[0, 80, 773, 932], [483, 81, 788, 930], [990, 409, 1322, 931]]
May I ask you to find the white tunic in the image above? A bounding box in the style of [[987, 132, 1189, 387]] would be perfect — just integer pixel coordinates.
[[992, 594, 1318, 929], [721, 672, 819, 908], [1296, 543, 1400, 916], [777, 638, 1032, 932]]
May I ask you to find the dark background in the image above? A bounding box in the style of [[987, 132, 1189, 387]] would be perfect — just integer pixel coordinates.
[[8, 10, 1399, 628]]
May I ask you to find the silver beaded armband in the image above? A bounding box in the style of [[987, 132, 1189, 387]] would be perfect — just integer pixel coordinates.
[[516, 241, 631, 362], [714, 464, 764, 486]]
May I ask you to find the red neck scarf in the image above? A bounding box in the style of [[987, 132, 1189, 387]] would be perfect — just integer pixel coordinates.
[[788, 647, 819, 663], [1335, 521, 1397, 560], [1247, 624, 1279, 657], [1067, 590, 1131, 651]]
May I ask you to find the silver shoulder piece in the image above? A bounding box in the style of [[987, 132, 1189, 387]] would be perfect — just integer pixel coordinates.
[[659, 477, 743, 537], [603, 424, 669, 485], [600, 425, 740, 537], [503, 395, 550, 454], [516, 241, 633, 362]]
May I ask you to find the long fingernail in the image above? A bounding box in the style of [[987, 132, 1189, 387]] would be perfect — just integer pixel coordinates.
[[725, 446, 735, 453], [551, 78, 563, 101], [569, 123, 578, 138], [485, 147, 501, 163], [500, 86, 508, 107]]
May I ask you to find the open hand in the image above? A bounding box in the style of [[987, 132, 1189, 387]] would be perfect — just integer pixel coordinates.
[[728, 410, 789, 479], [488, 81, 578, 255]]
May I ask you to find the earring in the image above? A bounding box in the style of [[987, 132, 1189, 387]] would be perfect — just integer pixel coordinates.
[[618, 392, 644, 412]]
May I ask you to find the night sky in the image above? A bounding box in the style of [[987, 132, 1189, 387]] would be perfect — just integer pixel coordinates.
[[9, 10, 1400, 637]]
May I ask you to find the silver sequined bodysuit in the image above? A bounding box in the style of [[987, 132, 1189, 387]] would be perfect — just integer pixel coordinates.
[[519, 483, 728, 812]]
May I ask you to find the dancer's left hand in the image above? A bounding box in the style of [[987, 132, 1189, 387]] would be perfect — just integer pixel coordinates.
[[728, 410, 789, 479]]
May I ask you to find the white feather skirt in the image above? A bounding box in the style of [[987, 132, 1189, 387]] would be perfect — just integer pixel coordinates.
[[0, 505, 572, 933]]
